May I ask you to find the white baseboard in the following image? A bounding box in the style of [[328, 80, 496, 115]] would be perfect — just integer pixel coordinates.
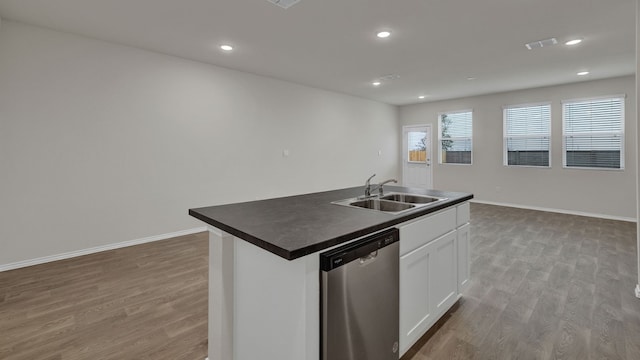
[[635, 284, 640, 299], [0, 227, 208, 272], [470, 199, 637, 223]]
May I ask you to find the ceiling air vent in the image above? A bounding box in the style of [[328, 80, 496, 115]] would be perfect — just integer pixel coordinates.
[[525, 37, 558, 50], [267, 0, 301, 9]]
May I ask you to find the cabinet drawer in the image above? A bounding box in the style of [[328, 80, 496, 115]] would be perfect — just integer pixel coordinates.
[[457, 202, 470, 227], [399, 208, 456, 255]]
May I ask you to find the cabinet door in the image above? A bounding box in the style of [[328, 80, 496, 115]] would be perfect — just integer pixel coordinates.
[[399, 243, 431, 356], [457, 223, 470, 293], [430, 231, 458, 318]]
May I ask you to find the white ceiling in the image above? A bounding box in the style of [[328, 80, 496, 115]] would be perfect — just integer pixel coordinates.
[[0, 0, 635, 105]]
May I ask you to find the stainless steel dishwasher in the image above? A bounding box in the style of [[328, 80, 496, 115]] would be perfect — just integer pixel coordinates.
[[320, 228, 399, 360]]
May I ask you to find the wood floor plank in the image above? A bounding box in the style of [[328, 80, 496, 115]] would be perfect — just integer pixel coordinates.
[[561, 279, 595, 329], [522, 289, 564, 359], [429, 333, 478, 360], [493, 260, 529, 295], [550, 319, 590, 360], [574, 254, 597, 283], [590, 315, 626, 360], [474, 308, 524, 360]]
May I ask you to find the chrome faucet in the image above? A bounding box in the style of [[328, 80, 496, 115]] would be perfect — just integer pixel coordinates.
[[364, 174, 398, 197], [364, 174, 376, 197]]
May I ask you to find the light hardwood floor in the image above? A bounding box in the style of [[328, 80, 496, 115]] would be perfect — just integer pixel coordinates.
[[1, 203, 639, 359]]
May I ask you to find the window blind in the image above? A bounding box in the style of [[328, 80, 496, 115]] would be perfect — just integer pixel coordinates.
[[563, 96, 624, 169], [503, 103, 551, 167], [439, 111, 472, 164]]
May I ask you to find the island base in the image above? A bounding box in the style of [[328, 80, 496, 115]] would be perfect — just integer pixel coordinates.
[[207, 227, 320, 360]]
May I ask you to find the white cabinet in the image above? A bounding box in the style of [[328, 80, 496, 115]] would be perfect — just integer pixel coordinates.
[[457, 223, 470, 293], [399, 230, 458, 355], [399, 241, 432, 353], [398, 202, 470, 356]]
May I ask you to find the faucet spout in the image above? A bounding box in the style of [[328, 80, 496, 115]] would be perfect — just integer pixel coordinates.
[[371, 179, 398, 196], [378, 179, 398, 187]]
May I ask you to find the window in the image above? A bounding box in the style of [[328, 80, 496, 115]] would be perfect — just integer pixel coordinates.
[[563, 96, 625, 169], [407, 130, 427, 163], [438, 110, 472, 164], [503, 103, 551, 167]]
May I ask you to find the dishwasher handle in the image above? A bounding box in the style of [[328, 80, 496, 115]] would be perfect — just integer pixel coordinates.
[[359, 250, 378, 265]]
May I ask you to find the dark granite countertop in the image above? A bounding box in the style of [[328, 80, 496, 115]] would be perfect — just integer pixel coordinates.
[[189, 186, 473, 260]]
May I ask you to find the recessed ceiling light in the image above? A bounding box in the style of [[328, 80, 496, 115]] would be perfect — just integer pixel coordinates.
[[372, 81, 382, 86], [466, 76, 477, 81], [577, 71, 589, 76], [565, 39, 583, 46], [376, 31, 391, 38], [220, 44, 234, 51], [418, 95, 426, 99]]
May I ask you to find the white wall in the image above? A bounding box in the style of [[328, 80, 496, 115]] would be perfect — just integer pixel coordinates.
[[635, 0, 639, 291], [0, 21, 400, 267], [400, 76, 637, 220]]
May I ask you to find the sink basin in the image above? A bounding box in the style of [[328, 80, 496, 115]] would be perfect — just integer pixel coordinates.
[[349, 199, 415, 212], [380, 193, 442, 204], [331, 192, 448, 215]]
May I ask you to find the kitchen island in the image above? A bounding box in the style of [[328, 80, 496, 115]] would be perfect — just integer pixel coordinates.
[[189, 185, 473, 360]]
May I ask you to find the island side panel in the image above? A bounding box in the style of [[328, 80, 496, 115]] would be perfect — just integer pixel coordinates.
[[208, 227, 235, 360], [234, 237, 320, 360]]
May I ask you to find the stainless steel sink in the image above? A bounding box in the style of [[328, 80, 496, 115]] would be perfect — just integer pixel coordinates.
[[349, 199, 415, 212], [331, 192, 447, 215], [380, 193, 442, 204]]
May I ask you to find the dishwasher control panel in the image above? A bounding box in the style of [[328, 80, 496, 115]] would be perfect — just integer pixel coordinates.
[[319, 228, 399, 271]]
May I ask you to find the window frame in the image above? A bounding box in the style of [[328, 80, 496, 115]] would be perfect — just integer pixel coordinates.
[[437, 109, 473, 166], [502, 101, 552, 168], [561, 95, 626, 171]]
